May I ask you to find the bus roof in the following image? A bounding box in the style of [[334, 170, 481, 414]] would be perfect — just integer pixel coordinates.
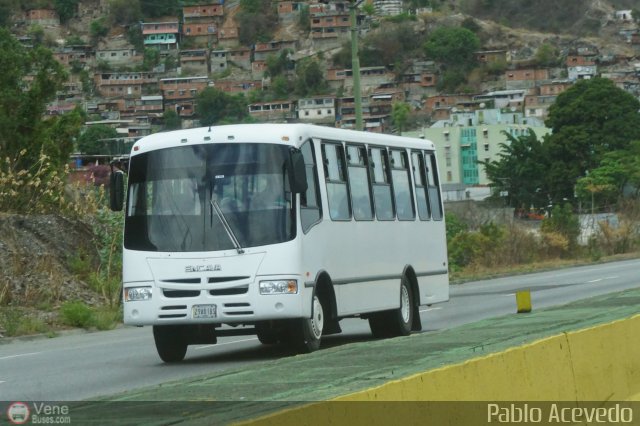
[[130, 123, 435, 156]]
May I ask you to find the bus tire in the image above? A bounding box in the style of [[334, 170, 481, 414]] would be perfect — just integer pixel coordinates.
[[255, 322, 279, 345], [389, 275, 413, 336], [289, 294, 324, 353], [153, 325, 188, 363], [368, 276, 413, 338]]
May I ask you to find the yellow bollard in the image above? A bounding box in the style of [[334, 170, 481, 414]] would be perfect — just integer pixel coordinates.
[[516, 290, 532, 313]]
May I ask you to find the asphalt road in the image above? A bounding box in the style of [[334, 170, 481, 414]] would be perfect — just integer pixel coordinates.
[[1, 258, 639, 401]]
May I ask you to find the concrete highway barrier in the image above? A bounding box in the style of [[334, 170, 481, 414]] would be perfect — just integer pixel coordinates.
[[243, 314, 640, 425]]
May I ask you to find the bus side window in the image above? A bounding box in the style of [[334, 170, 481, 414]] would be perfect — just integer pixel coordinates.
[[346, 144, 374, 221], [368, 147, 395, 221], [411, 151, 430, 220], [321, 142, 351, 221], [425, 152, 443, 221], [300, 140, 322, 232], [390, 150, 415, 221]]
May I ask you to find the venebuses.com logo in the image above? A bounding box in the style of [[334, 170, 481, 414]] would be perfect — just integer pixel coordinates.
[[6, 402, 30, 425]]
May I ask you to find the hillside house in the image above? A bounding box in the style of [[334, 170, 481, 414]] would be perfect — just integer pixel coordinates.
[[424, 94, 474, 116], [615, 10, 633, 22], [566, 55, 597, 80], [135, 96, 164, 116], [374, 0, 403, 16], [95, 72, 159, 99], [505, 68, 550, 90], [310, 4, 353, 40], [297, 96, 336, 123], [214, 79, 263, 94], [182, 4, 223, 42], [160, 76, 209, 117], [179, 49, 209, 75], [210, 49, 229, 72], [227, 47, 251, 70], [53, 45, 94, 69], [327, 66, 393, 93], [251, 60, 268, 79], [142, 22, 180, 50], [474, 90, 527, 110], [254, 40, 297, 62], [96, 48, 139, 67], [475, 50, 510, 65], [25, 9, 59, 26], [277, 2, 302, 15], [248, 101, 295, 122], [218, 18, 240, 47]]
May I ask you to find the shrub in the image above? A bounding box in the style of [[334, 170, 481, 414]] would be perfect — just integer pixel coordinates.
[[60, 301, 93, 328]]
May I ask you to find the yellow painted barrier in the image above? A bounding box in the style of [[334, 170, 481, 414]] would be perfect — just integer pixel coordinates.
[[241, 314, 640, 426], [516, 290, 532, 313]]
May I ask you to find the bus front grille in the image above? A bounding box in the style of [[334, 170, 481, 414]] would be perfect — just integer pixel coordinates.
[[209, 286, 249, 296], [163, 289, 201, 298]]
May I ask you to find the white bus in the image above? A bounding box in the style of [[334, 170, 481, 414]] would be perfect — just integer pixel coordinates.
[[110, 123, 449, 362]]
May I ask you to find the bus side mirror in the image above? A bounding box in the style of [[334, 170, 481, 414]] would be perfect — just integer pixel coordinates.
[[110, 170, 125, 211], [289, 150, 308, 194]]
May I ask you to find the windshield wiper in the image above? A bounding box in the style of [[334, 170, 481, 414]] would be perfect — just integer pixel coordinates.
[[210, 198, 245, 255]]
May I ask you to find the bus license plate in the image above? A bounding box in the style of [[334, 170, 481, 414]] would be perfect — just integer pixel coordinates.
[[192, 304, 217, 319]]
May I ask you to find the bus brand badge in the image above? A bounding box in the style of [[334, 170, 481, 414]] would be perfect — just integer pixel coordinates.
[[185, 264, 221, 273]]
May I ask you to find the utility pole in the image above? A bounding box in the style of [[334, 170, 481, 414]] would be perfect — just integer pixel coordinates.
[[350, 0, 364, 131]]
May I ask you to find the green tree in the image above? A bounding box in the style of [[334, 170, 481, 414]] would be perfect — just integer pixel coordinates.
[[541, 203, 580, 252], [298, 4, 310, 33], [265, 50, 292, 78], [108, 0, 141, 26], [544, 78, 640, 203], [424, 26, 480, 70], [534, 43, 559, 67], [0, 28, 78, 171], [270, 75, 293, 100], [90, 18, 109, 43], [77, 125, 119, 155], [480, 130, 548, 209], [294, 60, 327, 97], [197, 88, 248, 126], [236, 0, 277, 45], [362, 3, 375, 16], [575, 140, 640, 208], [142, 48, 160, 71], [54, 0, 79, 23], [391, 102, 410, 133], [162, 109, 181, 131], [139, 0, 178, 17], [0, 0, 18, 28]]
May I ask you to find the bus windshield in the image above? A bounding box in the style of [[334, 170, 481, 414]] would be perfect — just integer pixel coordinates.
[[124, 143, 295, 252]]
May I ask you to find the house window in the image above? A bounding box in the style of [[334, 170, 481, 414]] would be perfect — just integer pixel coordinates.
[[484, 143, 489, 152], [447, 171, 452, 182]]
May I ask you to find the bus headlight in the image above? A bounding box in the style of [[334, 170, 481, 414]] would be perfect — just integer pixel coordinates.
[[124, 287, 153, 301], [259, 280, 298, 295]]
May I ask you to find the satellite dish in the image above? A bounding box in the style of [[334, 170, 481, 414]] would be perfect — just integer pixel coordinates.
[[451, 107, 458, 113], [479, 102, 486, 108]]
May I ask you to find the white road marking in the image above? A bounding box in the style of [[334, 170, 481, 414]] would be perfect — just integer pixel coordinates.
[[194, 337, 258, 351], [0, 352, 40, 361], [420, 307, 442, 313], [0, 381, 6, 384], [502, 293, 516, 297], [587, 279, 602, 283]]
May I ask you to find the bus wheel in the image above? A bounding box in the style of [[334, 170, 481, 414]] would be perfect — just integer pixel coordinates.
[[255, 322, 279, 345], [368, 276, 413, 338], [390, 276, 413, 336], [153, 325, 188, 363], [289, 294, 324, 353]]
